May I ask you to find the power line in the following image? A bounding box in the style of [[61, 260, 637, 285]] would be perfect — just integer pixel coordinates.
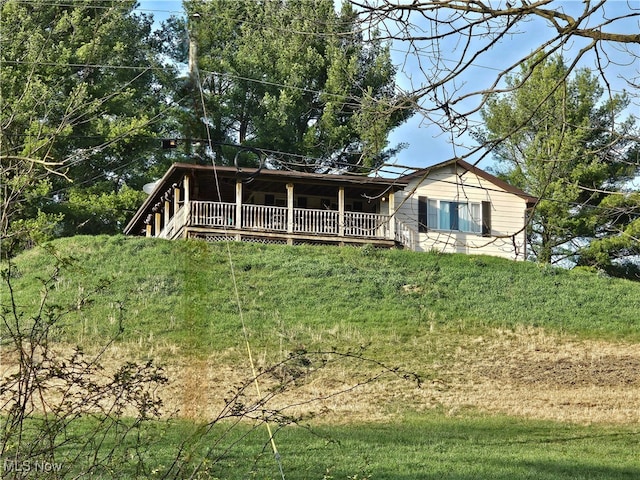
[[8, 0, 637, 97], [190, 37, 287, 480], [2, 60, 169, 71], [10, 120, 637, 207], [2, 60, 375, 108], [4, 3, 637, 185], [3, 58, 409, 111]]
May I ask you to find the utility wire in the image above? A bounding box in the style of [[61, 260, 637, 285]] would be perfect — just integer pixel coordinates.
[[2, 59, 391, 108], [189, 30, 287, 479], [5, 4, 636, 213]]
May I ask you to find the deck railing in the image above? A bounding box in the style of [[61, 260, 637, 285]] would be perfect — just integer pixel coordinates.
[[191, 201, 236, 227], [293, 208, 339, 235], [344, 211, 390, 238], [165, 200, 395, 241], [160, 204, 187, 239], [243, 204, 288, 231], [394, 218, 417, 250]]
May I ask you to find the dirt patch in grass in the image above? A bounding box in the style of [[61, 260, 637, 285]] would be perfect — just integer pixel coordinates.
[[435, 327, 640, 424], [3, 328, 639, 425], [152, 327, 640, 425], [481, 354, 640, 387]]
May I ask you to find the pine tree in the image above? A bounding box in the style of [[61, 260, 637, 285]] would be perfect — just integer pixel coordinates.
[[476, 54, 638, 268], [165, 0, 411, 171]]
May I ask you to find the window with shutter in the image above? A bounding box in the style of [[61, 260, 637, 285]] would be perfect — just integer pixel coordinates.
[[420, 199, 485, 234]]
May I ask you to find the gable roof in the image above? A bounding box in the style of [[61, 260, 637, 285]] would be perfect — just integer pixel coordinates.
[[400, 158, 537, 207]]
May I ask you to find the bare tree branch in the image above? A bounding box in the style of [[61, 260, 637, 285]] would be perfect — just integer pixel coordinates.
[[352, 0, 639, 141]]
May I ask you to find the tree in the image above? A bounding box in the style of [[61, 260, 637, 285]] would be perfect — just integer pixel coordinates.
[[475, 54, 638, 266], [0, 0, 170, 254], [577, 192, 640, 278], [163, 0, 411, 172], [351, 0, 639, 150]]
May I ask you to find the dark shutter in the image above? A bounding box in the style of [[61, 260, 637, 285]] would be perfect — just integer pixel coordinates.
[[450, 202, 459, 230], [418, 196, 428, 232], [482, 201, 492, 236]]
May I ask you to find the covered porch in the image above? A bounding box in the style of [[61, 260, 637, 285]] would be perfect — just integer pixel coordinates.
[[124, 163, 414, 248]]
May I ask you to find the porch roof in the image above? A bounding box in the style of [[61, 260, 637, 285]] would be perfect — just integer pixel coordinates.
[[124, 162, 408, 235]]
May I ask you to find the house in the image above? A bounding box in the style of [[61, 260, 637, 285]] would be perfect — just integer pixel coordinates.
[[124, 159, 536, 260], [394, 159, 536, 260]]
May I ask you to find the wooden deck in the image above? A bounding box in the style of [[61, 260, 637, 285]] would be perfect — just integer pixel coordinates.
[[159, 201, 415, 248]]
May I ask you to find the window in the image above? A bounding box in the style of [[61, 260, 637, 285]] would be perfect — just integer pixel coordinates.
[[419, 197, 489, 234]]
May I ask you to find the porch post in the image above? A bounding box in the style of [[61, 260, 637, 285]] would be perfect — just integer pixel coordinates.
[[388, 190, 396, 240], [286, 183, 294, 234], [235, 180, 243, 229], [173, 187, 181, 213], [164, 199, 171, 229], [183, 175, 191, 228], [338, 186, 345, 237], [183, 175, 190, 203], [154, 212, 162, 237], [145, 223, 152, 238]]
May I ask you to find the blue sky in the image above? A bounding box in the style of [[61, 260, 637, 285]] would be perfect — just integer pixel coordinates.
[[136, 1, 639, 172]]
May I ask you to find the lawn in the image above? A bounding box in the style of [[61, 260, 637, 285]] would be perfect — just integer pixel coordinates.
[[18, 414, 640, 479], [5, 235, 640, 353], [2, 235, 639, 479]]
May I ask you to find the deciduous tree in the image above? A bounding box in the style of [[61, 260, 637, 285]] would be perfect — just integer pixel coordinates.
[[351, 0, 639, 149], [1, 0, 168, 253]]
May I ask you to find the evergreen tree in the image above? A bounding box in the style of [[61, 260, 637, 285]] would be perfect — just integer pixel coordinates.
[[476, 54, 638, 270], [164, 0, 411, 171]]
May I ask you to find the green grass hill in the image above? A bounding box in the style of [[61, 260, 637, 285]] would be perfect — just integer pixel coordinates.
[[5, 234, 639, 355], [3, 235, 640, 479]]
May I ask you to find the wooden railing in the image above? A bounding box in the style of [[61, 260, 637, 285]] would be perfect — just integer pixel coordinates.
[[191, 201, 236, 227], [159, 204, 187, 239], [394, 218, 417, 250], [162, 201, 395, 241], [242, 204, 288, 232], [293, 208, 339, 235], [344, 212, 390, 238]]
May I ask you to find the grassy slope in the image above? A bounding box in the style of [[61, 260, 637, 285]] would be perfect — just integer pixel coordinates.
[[4, 235, 640, 479], [6, 234, 639, 354]]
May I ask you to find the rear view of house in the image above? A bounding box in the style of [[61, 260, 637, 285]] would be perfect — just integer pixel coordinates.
[[124, 159, 535, 261]]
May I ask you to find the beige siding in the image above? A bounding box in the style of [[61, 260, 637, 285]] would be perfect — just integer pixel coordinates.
[[395, 164, 529, 260]]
